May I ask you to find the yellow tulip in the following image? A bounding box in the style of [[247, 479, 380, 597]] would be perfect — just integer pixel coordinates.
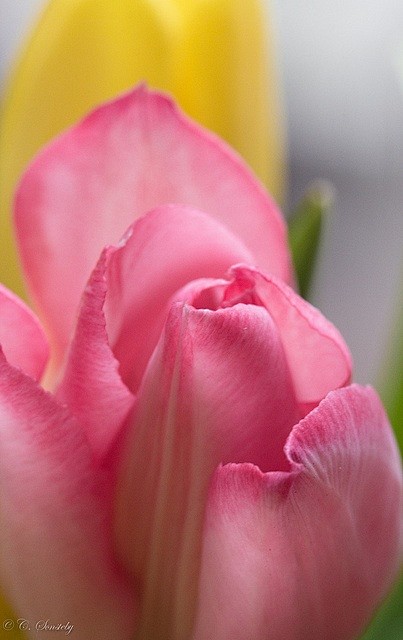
[[0, 0, 285, 298]]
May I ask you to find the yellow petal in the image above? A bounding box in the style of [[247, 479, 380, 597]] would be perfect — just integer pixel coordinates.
[[172, 0, 285, 196], [0, 0, 284, 298], [0, 0, 177, 298]]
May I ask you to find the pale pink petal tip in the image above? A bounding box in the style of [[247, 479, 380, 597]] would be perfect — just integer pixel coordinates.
[[0, 283, 49, 380], [227, 265, 352, 410]]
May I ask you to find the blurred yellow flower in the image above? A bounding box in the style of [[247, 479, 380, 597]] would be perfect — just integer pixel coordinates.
[[0, 0, 285, 298]]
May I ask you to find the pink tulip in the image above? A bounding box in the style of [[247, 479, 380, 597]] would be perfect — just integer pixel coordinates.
[[0, 86, 401, 640]]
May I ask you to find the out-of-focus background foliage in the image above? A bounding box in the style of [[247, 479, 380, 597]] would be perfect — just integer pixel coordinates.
[[1, 0, 402, 387]]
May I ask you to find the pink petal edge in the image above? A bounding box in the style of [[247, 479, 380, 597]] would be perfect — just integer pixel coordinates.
[[0, 283, 48, 381], [227, 265, 352, 411], [55, 249, 135, 459], [194, 385, 402, 640]]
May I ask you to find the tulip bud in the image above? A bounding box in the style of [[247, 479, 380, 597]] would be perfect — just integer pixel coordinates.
[[0, 0, 285, 298]]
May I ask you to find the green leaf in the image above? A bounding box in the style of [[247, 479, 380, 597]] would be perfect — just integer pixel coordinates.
[[360, 274, 403, 640], [361, 42, 403, 640], [359, 572, 403, 640], [378, 273, 403, 451], [288, 181, 334, 299]]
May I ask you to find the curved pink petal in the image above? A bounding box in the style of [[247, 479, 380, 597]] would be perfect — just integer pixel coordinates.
[[169, 277, 230, 310], [115, 301, 299, 638], [0, 283, 48, 381], [57, 204, 252, 455], [15, 85, 290, 362], [102, 205, 254, 392], [0, 349, 135, 639], [55, 251, 135, 458], [194, 385, 402, 640], [224, 265, 352, 412]]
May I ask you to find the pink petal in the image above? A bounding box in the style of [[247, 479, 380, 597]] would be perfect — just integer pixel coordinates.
[[58, 204, 251, 455], [57, 205, 250, 457], [115, 301, 299, 638], [55, 250, 135, 458], [101, 204, 254, 392], [194, 385, 402, 640], [225, 265, 352, 412], [169, 277, 230, 311], [15, 85, 290, 363], [0, 350, 135, 639], [0, 283, 48, 381]]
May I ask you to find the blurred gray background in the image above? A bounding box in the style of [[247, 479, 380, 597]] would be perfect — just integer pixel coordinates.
[[274, 0, 403, 387], [1, 0, 403, 384]]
